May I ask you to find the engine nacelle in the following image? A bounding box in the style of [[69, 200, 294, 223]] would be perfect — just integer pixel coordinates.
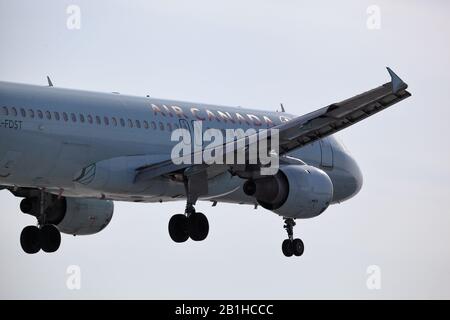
[[243, 165, 333, 219], [21, 196, 114, 235], [57, 198, 114, 235]]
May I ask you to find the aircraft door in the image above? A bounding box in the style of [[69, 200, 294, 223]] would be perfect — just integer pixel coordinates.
[[178, 119, 203, 148], [320, 137, 334, 168], [178, 119, 192, 146], [191, 120, 203, 147]]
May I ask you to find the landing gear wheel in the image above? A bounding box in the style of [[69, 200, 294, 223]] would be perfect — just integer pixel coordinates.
[[20, 198, 33, 214], [169, 214, 189, 243], [282, 218, 305, 257], [40, 224, 61, 253], [282, 239, 294, 257], [292, 238, 304, 256], [20, 226, 41, 254], [188, 212, 209, 241]]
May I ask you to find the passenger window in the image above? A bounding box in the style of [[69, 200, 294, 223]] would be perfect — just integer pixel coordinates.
[[159, 122, 164, 131], [79, 114, 85, 123], [120, 118, 125, 127], [112, 117, 117, 127], [28, 109, 35, 118], [63, 112, 68, 122], [95, 116, 101, 125], [87, 115, 93, 124], [104, 117, 109, 126], [71, 113, 77, 122], [151, 121, 156, 130], [37, 110, 43, 119], [135, 120, 141, 129], [143, 120, 149, 129], [20, 108, 26, 117], [45, 111, 51, 120], [11, 107, 18, 116], [127, 119, 133, 128], [1, 106, 8, 116], [54, 112, 60, 120]]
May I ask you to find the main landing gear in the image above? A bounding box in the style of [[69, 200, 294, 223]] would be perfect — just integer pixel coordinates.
[[19, 191, 62, 254], [281, 218, 304, 257], [168, 203, 209, 243], [168, 171, 209, 243], [20, 224, 61, 254]]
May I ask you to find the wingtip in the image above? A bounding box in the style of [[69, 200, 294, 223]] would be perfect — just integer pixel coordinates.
[[386, 67, 407, 93]]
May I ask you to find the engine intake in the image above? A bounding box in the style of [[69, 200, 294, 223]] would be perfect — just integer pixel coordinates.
[[244, 165, 333, 219]]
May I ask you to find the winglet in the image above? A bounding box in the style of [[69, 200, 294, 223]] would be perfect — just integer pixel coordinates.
[[46, 76, 54, 87], [386, 67, 407, 93]]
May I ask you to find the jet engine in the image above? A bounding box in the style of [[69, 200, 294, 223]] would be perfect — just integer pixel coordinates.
[[20, 196, 114, 235], [243, 165, 333, 219]]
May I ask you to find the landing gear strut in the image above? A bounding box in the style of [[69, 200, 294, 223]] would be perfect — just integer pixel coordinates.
[[19, 190, 62, 254], [168, 202, 209, 243], [282, 218, 304, 257], [168, 172, 209, 243]]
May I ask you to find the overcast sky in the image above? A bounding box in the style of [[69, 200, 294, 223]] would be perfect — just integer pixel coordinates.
[[1, 0, 449, 299]]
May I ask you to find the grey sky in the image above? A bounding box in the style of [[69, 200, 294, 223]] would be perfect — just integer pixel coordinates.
[[1, 0, 449, 299]]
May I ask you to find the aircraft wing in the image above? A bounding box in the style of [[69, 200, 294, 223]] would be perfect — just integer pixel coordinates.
[[274, 67, 411, 154], [135, 67, 411, 182]]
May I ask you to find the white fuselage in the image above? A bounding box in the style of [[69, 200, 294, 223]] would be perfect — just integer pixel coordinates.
[[0, 81, 362, 208]]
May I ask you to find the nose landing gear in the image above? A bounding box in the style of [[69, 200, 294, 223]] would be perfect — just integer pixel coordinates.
[[282, 218, 304, 257]]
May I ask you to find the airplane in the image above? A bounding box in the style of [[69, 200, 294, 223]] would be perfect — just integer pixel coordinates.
[[0, 68, 411, 257]]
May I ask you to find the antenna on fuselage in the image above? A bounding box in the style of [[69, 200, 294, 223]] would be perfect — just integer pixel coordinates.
[[46, 76, 54, 87], [280, 103, 285, 112]]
